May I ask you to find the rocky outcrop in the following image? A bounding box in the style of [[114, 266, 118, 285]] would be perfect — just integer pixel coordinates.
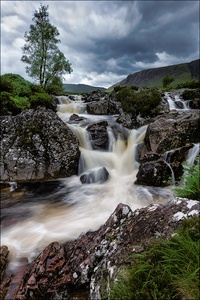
[[136, 110, 200, 186], [86, 97, 120, 115], [1, 198, 199, 300], [86, 121, 109, 150], [0, 108, 80, 182]]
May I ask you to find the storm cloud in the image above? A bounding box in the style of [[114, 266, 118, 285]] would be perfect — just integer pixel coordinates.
[[1, 0, 199, 88]]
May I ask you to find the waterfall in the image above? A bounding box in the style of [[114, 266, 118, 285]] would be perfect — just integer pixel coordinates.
[[1, 95, 173, 267], [165, 92, 190, 111], [164, 151, 176, 185], [187, 143, 200, 164]]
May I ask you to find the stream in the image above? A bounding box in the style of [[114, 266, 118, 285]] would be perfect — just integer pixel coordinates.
[[1, 93, 193, 269]]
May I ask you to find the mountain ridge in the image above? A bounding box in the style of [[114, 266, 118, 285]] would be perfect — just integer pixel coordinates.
[[107, 59, 199, 91], [63, 83, 106, 93]]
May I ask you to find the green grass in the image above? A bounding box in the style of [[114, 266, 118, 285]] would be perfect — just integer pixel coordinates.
[[108, 216, 200, 300], [173, 156, 200, 201]]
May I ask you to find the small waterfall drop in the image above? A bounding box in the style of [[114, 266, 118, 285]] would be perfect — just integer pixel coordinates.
[[1, 95, 173, 266], [187, 143, 199, 164], [165, 92, 190, 111], [164, 151, 176, 185]]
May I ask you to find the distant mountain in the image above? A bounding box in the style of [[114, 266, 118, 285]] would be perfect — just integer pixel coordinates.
[[63, 83, 106, 93], [107, 59, 199, 91]]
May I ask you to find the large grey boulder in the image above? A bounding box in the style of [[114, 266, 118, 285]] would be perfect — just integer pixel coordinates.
[[0, 108, 80, 182], [136, 110, 200, 186]]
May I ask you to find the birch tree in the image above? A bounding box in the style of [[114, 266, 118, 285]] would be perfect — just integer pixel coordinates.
[[21, 4, 72, 90]]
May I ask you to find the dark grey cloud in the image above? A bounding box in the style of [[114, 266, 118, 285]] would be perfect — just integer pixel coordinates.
[[1, 1, 199, 87]]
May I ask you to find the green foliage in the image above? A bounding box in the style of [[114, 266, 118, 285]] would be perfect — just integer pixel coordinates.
[[29, 92, 53, 109], [109, 215, 200, 300], [45, 75, 64, 94], [174, 156, 200, 200], [114, 87, 162, 118], [21, 4, 72, 89], [181, 88, 200, 100], [0, 73, 55, 115], [176, 80, 200, 89], [0, 73, 32, 96], [162, 73, 175, 88], [0, 92, 20, 115]]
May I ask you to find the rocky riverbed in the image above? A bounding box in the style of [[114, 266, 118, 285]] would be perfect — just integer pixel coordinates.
[[0, 89, 199, 299]]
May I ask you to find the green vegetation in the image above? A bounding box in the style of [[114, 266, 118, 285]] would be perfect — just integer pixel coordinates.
[[175, 79, 199, 89], [162, 73, 175, 88], [181, 88, 200, 101], [174, 156, 200, 201], [21, 4, 72, 90], [106, 156, 200, 299], [108, 215, 199, 300], [114, 86, 162, 118], [0, 73, 55, 116]]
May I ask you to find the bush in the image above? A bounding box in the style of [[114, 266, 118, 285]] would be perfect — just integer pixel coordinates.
[[115, 87, 162, 119], [109, 216, 200, 300], [173, 156, 200, 200], [181, 89, 200, 100], [29, 93, 54, 109], [0, 77, 14, 93], [0, 92, 21, 115], [0, 74, 56, 115], [176, 80, 200, 89], [30, 84, 45, 93]]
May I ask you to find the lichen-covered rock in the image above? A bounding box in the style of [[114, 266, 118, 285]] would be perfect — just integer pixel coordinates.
[[86, 98, 120, 115], [1, 198, 199, 300], [136, 110, 200, 186], [142, 110, 199, 154], [0, 108, 80, 182], [86, 121, 109, 150]]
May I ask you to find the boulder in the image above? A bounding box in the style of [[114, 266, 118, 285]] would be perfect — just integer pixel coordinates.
[[68, 113, 87, 124], [1, 198, 199, 299], [86, 98, 120, 115], [136, 110, 200, 186], [143, 110, 199, 154], [0, 108, 80, 182], [86, 121, 109, 150], [80, 167, 109, 184]]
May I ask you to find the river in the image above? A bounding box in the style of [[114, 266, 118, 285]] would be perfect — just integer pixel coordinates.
[[1, 95, 179, 270]]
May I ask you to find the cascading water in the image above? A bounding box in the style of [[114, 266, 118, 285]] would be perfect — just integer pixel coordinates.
[[165, 92, 190, 111], [1, 95, 174, 269], [187, 143, 200, 164]]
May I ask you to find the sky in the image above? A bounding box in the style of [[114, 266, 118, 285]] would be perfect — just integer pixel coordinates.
[[1, 1, 199, 88]]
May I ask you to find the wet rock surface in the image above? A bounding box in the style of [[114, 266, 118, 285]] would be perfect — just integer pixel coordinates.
[[86, 121, 109, 150], [80, 167, 109, 184], [0, 108, 80, 182], [1, 198, 199, 300], [136, 110, 200, 186]]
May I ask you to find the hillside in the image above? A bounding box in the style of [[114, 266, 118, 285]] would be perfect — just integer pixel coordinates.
[[108, 59, 199, 90], [63, 83, 106, 93]]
